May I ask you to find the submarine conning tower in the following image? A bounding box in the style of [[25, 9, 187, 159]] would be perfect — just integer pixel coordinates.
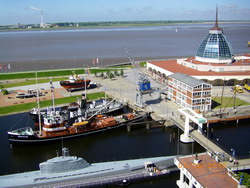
[[39, 147, 90, 174]]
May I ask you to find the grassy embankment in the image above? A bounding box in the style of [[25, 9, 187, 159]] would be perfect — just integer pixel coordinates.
[[212, 96, 250, 109], [0, 92, 105, 115], [0, 68, 122, 88]]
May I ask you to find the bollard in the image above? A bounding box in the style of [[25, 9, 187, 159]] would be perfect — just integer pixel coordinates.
[[127, 124, 131, 132]]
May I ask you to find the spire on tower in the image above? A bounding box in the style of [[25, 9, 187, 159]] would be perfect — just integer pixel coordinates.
[[215, 5, 218, 28], [210, 5, 222, 31]]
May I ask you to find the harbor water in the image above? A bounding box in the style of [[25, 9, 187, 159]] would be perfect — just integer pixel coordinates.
[[1, 112, 250, 187], [0, 112, 205, 187]]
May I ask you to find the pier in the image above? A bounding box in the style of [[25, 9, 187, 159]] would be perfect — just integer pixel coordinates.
[[170, 117, 231, 160]]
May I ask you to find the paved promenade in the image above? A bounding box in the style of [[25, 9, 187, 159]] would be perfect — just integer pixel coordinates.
[[223, 158, 250, 171]]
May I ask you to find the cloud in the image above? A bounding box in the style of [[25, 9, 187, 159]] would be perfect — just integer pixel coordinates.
[[221, 4, 239, 9], [219, 4, 250, 19]]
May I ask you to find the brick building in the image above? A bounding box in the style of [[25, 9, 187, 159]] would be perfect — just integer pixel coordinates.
[[168, 73, 212, 111]]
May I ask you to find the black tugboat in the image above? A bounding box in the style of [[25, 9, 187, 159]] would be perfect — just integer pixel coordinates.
[[8, 111, 149, 147]]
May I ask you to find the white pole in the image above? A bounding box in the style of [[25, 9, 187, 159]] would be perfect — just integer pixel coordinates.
[[184, 116, 190, 137], [85, 66, 87, 119], [50, 79, 55, 113], [40, 10, 44, 27], [35, 71, 42, 135]]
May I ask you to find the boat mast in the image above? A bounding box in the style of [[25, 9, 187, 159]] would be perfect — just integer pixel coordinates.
[[50, 78, 56, 113], [84, 65, 87, 119], [35, 71, 42, 135], [219, 78, 225, 118]]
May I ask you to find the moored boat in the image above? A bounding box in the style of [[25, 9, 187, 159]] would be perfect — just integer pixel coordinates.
[[30, 97, 124, 125], [8, 111, 149, 147], [60, 74, 91, 91]]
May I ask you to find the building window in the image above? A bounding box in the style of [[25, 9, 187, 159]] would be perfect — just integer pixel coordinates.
[[187, 86, 192, 91], [193, 92, 202, 97], [184, 174, 190, 185]]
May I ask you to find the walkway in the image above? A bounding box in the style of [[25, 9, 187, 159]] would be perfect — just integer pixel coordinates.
[[222, 158, 250, 171], [171, 117, 231, 161]]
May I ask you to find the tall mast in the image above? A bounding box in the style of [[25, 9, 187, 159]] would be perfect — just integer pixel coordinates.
[[84, 66, 87, 119], [219, 79, 225, 118], [50, 78, 55, 113], [35, 71, 42, 135]]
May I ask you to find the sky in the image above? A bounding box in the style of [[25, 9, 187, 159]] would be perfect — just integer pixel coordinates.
[[0, 0, 250, 25]]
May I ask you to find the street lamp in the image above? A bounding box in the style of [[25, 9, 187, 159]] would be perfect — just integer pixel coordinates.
[[231, 149, 235, 158]]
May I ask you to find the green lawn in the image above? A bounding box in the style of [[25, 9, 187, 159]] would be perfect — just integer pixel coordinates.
[[0, 68, 120, 81], [212, 96, 250, 109], [0, 69, 86, 80], [2, 77, 65, 88], [0, 68, 120, 89], [0, 92, 105, 115]]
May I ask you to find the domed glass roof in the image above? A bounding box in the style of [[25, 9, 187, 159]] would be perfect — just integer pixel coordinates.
[[195, 8, 234, 63]]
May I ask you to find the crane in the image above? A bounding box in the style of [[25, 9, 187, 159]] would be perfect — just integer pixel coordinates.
[[30, 6, 45, 28], [124, 45, 152, 108]]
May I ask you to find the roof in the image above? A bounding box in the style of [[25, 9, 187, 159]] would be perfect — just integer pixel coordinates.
[[177, 153, 238, 188], [169, 72, 209, 87], [148, 59, 250, 77]]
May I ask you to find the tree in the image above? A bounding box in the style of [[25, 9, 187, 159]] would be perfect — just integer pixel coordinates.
[[2, 89, 8, 95], [108, 72, 115, 79], [114, 69, 119, 76], [100, 72, 104, 79], [120, 69, 124, 77], [106, 70, 110, 78], [94, 71, 98, 77]]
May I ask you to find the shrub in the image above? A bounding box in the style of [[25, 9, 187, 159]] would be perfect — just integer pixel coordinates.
[[2, 89, 8, 95]]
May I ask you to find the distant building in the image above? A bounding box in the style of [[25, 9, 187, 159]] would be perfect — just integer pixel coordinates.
[[174, 153, 239, 188], [168, 73, 212, 112], [146, 8, 250, 86]]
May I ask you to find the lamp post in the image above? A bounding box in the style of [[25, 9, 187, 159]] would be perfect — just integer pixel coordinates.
[[231, 149, 235, 158]]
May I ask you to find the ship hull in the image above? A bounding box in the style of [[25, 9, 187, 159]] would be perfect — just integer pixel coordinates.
[[8, 113, 149, 147], [60, 80, 91, 90]]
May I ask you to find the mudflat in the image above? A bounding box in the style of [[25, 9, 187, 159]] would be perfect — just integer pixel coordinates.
[[1, 23, 249, 72]]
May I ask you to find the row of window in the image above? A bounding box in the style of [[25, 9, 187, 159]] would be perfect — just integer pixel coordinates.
[[192, 98, 211, 104], [170, 80, 211, 92], [194, 84, 211, 89], [193, 91, 211, 97]]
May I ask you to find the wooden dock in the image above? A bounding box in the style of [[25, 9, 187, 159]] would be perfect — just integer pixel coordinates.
[[207, 112, 250, 124]]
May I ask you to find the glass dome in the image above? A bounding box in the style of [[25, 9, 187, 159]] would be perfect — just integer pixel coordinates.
[[195, 7, 234, 63], [195, 33, 234, 63]]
